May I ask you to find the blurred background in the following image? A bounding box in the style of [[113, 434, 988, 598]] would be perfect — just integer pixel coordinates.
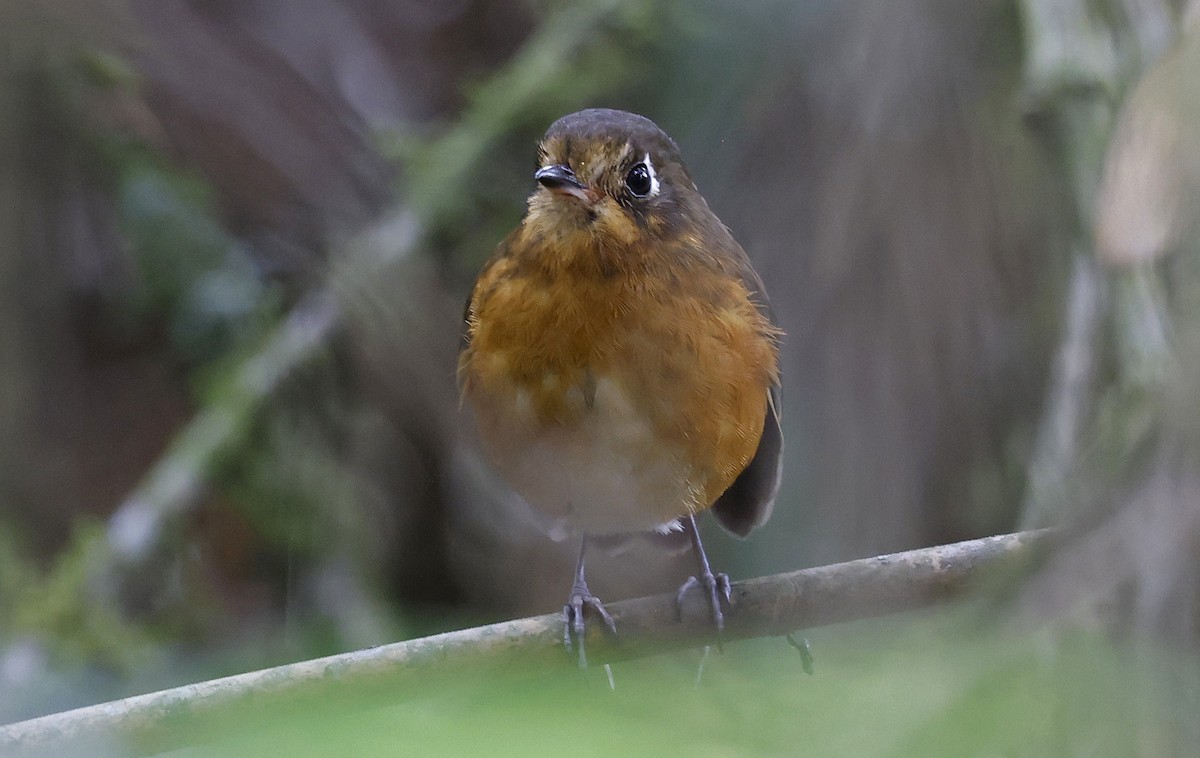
[[3, 0, 1200, 753]]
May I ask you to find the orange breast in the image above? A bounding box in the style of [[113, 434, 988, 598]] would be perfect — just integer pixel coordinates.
[[460, 232, 778, 533]]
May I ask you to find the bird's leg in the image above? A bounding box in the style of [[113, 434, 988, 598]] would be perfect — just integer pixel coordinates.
[[676, 514, 732, 642], [563, 536, 617, 668]]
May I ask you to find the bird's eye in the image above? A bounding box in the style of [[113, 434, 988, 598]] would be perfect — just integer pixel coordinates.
[[625, 163, 653, 197]]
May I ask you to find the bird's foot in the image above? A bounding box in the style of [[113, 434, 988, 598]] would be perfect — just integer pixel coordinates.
[[563, 579, 617, 669], [676, 569, 733, 642]]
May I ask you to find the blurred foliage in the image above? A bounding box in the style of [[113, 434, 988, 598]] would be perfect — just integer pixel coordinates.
[[391, 0, 799, 277], [221, 369, 395, 567], [3, 10, 281, 364], [3, 0, 1200, 751], [0, 3, 292, 706], [0, 523, 151, 671], [389, 0, 674, 266], [117, 610, 1199, 757], [114, 156, 281, 367]]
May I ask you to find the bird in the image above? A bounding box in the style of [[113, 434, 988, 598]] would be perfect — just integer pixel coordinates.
[[458, 108, 782, 666]]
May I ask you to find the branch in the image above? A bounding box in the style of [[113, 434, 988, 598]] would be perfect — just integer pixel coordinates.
[[102, 291, 341, 566], [90, 0, 654, 604], [0, 530, 1051, 755]]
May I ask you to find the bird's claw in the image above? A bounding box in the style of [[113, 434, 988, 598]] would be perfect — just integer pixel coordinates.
[[563, 583, 616, 669], [676, 570, 733, 639]]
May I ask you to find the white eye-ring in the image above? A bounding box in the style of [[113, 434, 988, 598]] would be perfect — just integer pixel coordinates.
[[643, 153, 660, 196], [624, 152, 660, 198]]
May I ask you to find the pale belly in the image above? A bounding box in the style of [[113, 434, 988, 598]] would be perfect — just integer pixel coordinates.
[[470, 375, 703, 536]]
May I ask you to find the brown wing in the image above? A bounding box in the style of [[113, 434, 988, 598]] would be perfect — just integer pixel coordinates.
[[710, 250, 784, 538]]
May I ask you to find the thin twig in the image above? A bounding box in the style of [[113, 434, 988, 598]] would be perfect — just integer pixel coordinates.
[[0, 530, 1051, 755]]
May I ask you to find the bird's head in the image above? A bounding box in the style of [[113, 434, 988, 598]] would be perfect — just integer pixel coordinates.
[[522, 108, 708, 250]]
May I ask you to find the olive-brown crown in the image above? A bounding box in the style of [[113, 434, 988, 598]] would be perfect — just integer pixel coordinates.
[[527, 108, 712, 244]]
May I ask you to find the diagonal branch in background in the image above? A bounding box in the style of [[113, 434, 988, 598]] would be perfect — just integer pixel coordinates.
[[0, 531, 1052, 755], [88, 0, 655, 606], [102, 291, 341, 567]]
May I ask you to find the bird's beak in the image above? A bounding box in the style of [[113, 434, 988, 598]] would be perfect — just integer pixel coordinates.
[[535, 164, 597, 203]]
